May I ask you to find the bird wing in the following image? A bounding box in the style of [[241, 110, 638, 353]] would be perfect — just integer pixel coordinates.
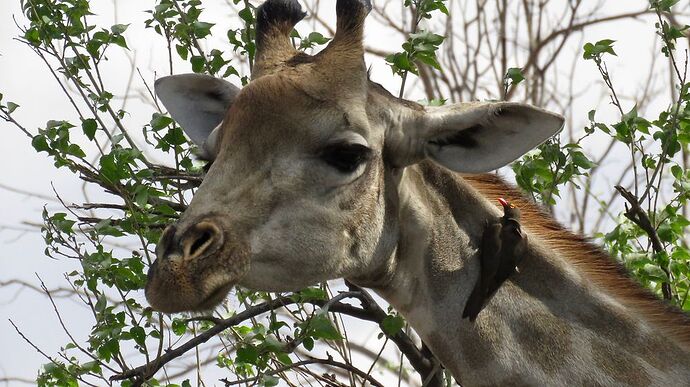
[[480, 220, 503, 272], [462, 220, 502, 321]]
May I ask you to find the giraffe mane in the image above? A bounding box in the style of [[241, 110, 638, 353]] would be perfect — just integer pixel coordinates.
[[464, 172, 690, 350]]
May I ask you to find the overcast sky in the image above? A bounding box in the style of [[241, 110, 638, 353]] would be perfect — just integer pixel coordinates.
[[0, 0, 674, 385]]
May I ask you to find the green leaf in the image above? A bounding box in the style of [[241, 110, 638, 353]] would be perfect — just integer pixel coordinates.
[[82, 119, 97, 140], [134, 188, 149, 208], [642, 263, 668, 282], [299, 32, 331, 49], [99, 153, 124, 182], [505, 67, 525, 86], [111, 24, 130, 34], [86, 40, 104, 57], [190, 55, 205, 73], [409, 31, 444, 46], [307, 32, 329, 45], [6, 102, 19, 113], [386, 52, 416, 75], [380, 314, 405, 336], [93, 31, 110, 41], [32, 135, 50, 153], [66, 144, 86, 158], [302, 337, 314, 351], [571, 151, 595, 169], [95, 293, 107, 313], [671, 164, 684, 179], [236, 345, 259, 364], [129, 326, 146, 346], [583, 39, 617, 60], [150, 113, 173, 130], [416, 52, 441, 70], [193, 21, 214, 38], [175, 44, 188, 60], [163, 127, 187, 145], [262, 375, 279, 387], [238, 7, 254, 23], [652, 0, 681, 12], [25, 27, 41, 46], [672, 246, 690, 261], [309, 314, 343, 340], [111, 35, 128, 49], [298, 287, 327, 301], [172, 319, 187, 335], [275, 352, 292, 365]]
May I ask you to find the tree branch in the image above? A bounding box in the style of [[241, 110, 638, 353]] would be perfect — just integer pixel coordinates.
[[221, 357, 385, 387], [615, 185, 673, 300], [110, 288, 444, 387]]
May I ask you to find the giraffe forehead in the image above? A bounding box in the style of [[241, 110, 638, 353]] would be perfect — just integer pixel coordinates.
[[224, 76, 376, 152]]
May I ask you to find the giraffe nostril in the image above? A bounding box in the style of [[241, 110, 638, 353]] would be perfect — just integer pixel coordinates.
[[182, 221, 223, 259], [189, 230, 212, 256], [156, 225, 178, 260]]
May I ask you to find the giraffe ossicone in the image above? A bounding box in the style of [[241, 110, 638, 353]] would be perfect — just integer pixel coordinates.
[[146, 0, 690, 384]]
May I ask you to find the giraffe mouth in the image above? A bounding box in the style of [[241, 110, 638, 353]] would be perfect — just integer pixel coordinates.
[[194, 281, 235, 311]]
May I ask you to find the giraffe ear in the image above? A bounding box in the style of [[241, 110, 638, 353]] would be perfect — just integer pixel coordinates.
[[399, 102, 564, 173], [155, 74, 241, 160]]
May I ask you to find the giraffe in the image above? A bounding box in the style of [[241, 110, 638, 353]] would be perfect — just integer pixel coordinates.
[[145, 0, 690, 384]]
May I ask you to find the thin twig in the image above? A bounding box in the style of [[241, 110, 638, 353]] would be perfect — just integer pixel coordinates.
[[615, 185, 673, 300], [221, 357, 385, 387]]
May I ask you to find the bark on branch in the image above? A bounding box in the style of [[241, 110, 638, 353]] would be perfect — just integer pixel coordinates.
[[615, 185, 673, 300], [110, 289, 443, 387]]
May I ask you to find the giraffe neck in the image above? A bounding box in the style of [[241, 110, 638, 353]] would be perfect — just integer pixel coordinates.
[[374, 162, 690, 385]]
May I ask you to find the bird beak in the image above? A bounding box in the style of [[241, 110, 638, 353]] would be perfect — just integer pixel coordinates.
[[497, 197, 511, 210]]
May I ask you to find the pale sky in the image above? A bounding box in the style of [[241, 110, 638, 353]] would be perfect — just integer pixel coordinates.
[[0, 0, 675, 385]]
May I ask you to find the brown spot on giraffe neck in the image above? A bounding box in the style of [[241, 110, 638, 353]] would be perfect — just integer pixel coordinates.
[[591, 337, 652, 386], [572, 296, 674, 372], [634, 332, 680, 372], [443, 307, 510, 379], [512, 310, 573, 376], [416, 162, 478, 299], [577, 377, 608, 387], [493, 375, 533, 387], [424, 221, 469, 297]]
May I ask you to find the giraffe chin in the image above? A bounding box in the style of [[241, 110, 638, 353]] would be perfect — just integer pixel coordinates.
[[192, 281, 236, 312], [145, 249, 250, 313], [145, 270, 238, 314]]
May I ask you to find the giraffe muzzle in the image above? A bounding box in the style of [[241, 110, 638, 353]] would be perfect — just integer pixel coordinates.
[[146, 218, 251, 313]]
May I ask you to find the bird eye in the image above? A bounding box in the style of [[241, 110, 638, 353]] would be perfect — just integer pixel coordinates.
[[320, 142, 372, 173]]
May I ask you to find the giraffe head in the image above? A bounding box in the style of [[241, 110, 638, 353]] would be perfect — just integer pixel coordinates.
[[145, 0, 564, 313]]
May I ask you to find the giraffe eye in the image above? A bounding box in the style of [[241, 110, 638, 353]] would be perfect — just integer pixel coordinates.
[[320, 142, 372, 173]]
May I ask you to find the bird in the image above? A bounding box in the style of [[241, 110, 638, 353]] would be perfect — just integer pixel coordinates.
[[463, 198, 528, 322], [462, 217, 502, 322], [485, 198, 527, 298]]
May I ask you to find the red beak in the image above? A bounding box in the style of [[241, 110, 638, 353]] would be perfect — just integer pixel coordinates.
[[497, 197, 510, 209]]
